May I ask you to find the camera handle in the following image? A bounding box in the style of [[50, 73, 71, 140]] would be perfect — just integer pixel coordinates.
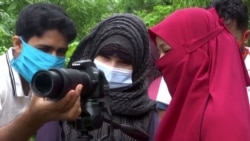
[[69, 117, 94, 141], [75, 131, 93, 141], [69, 99, 103, 141], [74, 117, 149, 141], [72, 98, 149, 141]]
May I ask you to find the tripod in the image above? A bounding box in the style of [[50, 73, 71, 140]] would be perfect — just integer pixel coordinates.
[[69, 100, 103, 141], [71, 114, 149, 141], [69, 93, 148, 141], [76, 131, 93, 141]]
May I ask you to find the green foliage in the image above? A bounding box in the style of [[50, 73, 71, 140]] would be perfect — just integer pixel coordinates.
[[136, 0, 210, 27], [0, 0, 249, 55], [57, 0, 118, 41], [0, 9, 14, 47], [137, 5, 174, 27], [0, 45, 8, 55], [0, 0, 33, 47], [28, 136, 35, 141], [117, 0, 169, 13], [65, 40, 79, 65]]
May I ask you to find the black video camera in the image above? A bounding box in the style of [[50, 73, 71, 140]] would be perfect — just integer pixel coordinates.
[[31, 60, 108, 133], [31, 59, 149, 141], [31, 59, 108, 101]]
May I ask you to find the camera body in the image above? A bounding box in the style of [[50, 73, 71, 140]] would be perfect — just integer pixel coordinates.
[[31, 59, 149, 141], [31, 59, 109, 130], [31, 59, 108, 100]]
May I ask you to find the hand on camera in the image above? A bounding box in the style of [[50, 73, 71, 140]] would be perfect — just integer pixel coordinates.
[[27, 84, 83, 124]]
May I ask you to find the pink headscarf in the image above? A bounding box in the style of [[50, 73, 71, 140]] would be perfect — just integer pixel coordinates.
[[149, 7, 250, 141]]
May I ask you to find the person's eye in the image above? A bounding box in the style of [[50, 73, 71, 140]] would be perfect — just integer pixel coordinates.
[[103, 55, 111, 60], [38, 48, 50, 53], [119, 61, 129, 66], [163, 48, 171, 53], [57, 50, 67, 56], [117, 62, 131, 69]]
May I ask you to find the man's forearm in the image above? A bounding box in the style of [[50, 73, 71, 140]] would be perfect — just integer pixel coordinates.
[[0, 84, 82, 141], [0, 109, 43, 141]]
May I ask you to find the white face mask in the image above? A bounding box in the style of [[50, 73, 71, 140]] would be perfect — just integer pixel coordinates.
[[94, 59, 133, 89]]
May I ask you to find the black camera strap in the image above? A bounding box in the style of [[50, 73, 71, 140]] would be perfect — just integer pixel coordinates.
[[5, 52, 17, 96]]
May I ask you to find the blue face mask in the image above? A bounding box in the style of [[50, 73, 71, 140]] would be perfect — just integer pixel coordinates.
[[94, 59, 133, 89], [11, 38, 65, 83]]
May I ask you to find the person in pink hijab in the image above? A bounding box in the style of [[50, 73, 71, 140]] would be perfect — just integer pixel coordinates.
[[149, 7, 250, 141]]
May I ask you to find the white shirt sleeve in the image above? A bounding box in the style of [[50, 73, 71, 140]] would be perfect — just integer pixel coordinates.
[[0, 92, 2, 113], [156, 77, 172, 105], [0, 84, 6, 114], [244, 48, 250, 102]]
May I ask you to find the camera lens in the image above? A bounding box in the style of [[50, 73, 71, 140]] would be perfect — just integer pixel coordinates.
[[32, 68, 93, 100], [31, 60, 108, 100], [32, 70, 63, 99]]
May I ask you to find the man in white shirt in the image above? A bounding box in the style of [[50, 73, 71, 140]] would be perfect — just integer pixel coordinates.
[[0, 2, 83, 141]]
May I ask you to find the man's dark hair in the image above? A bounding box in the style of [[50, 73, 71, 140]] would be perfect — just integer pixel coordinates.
[[208, 0, 249, 31], [15, 2, 77, 43]]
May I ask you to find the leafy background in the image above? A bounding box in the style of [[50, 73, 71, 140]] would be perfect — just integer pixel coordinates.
[[3, 0, 248, 57], [1, 0, 249, 57]]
